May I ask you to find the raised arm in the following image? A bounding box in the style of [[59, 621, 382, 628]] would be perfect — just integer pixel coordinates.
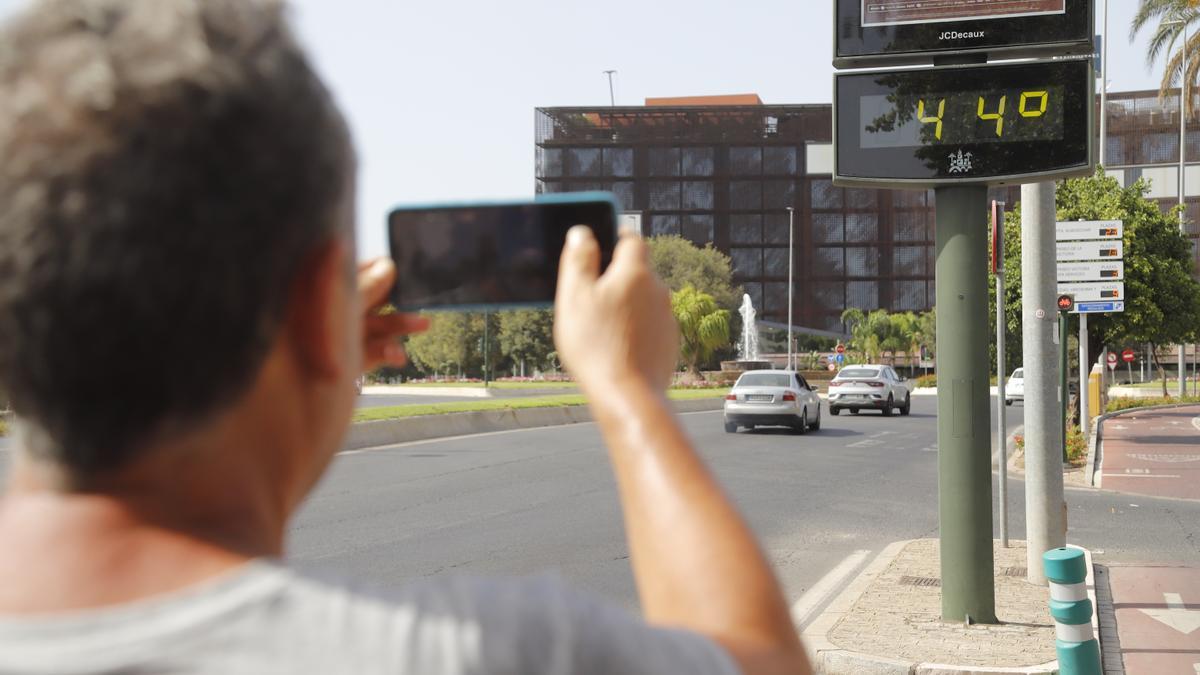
[[553, 227, 812, 675]]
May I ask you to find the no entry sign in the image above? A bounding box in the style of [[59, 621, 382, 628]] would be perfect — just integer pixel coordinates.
[[1122, 349, 1135, 363]]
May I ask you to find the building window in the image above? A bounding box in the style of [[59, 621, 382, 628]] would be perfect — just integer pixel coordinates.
[[730, 248, 763, 276], [730, 181, 763, 210], [682, 181, 714, 210], [648, 147, 681, 177], [763, 180, 796, 209], [813, 282, 845, 311], [540, 148, 563, 177], [1142, 133, 1180, 165], [610, 181, 635, 211], [683, 215, 714, 244], [764, 213, 790, 244], [764, 248, 790, 276], [846, 188, 878, 209], [650, 214, 680, 236], [846, 247, 880, 277], [814, 248, 844, 276], [730, 214, 763, 244], [764, 282, 789, 314], [743, 282, 764, 314], [813, 213, 844, 243], [893, 211, 930, 242], [565, 148, 602, 177], [893, 190, 928, 208], [893, 246, 925, 276], [847, 281, 879, 310], [846, 213, 879, 242], [730, 147, 762, 174], [811, 178, 843, 208], [764, 147, 798, 175], [895, 280, 927, 310], [604, 148, 634, 177], [538, 180, 562, 194], [649, 181, 681, 210], [682, 147, 715, 176]]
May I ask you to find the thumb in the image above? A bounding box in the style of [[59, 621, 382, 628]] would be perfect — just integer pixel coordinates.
[[556, 226, 600, 301]]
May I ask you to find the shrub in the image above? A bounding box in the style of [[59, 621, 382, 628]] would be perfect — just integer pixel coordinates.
[[0, 418, 7, 437], [1105, 395, 1200, 414], [915, 374, 937, 388]]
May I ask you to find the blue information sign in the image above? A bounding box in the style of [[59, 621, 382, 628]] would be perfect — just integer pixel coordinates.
[[1073, 301, 1124, 314]]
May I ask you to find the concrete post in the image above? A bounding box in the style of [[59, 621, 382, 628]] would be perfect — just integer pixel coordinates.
[[1021, 182, 1067, 585], [1078, 314, 1089, 446], [934, 185, 997, 624]]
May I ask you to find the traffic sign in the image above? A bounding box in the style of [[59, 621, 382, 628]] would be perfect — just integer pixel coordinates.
[[1122, 348, 1136, 363], [1056, 261, 1124, 282], [1072, 301, 1125, 314], [1057, 281, 1124, 302], [1107, 352, 1118, 370], [828, 362, 837, 372], [1056, 220, 1123, 241], [1056, 240, 1124, 262], [836, 344, 846, 354], [1057, 294, 1075, 312], [835, 353, 845, 364]]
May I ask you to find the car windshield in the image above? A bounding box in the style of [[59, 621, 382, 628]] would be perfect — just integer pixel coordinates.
[[837, 368, 879, 379], [1011, 369, 1024, 379], [737, 373, 792, 388]]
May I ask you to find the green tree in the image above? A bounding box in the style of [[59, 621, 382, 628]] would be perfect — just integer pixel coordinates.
[[672, 285, 731, 377], [498, 309, 555, 376], [1131, 0, 1200, 104], [840, 307, 891, 362], [647, 235, 739, 309], [405, 312, 473, 378]]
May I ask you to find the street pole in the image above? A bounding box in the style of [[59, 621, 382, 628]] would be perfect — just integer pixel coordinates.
[[1060, 311, 1069, 465], [787, 207, 795, 371], [1181, 21, 1189, 398], [1022, 181, 1067, 586], [934, 185, 996, 624], [1099, 0, 1109, 167], [603, 70, 617, 107], [483, 310, 491, 387], [993, 201, 1008, 548], [1079, 313, 1090, 447]]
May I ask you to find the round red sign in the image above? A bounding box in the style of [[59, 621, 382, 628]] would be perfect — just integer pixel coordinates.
[[1121, 349, 1135, 363], [836, 344, 846, 354], [1107, 352, 1118, 366]]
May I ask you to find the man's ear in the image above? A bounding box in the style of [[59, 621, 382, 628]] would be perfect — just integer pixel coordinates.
[[284, 239, 354, 380]]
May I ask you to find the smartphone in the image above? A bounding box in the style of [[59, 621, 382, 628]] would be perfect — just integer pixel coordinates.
[[387, 192, 620, 311]]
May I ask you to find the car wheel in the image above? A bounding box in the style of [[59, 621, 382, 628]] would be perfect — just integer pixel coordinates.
[[849, 408, 860, 415], [793, 409, 808, 435], [900, 394, 911, 416], [1005, 399, 1013, 407], [830, 407, 841, 416], [882, 395, 894, 417], [809, 407, 821, 431], [724, 421, 737, 433]]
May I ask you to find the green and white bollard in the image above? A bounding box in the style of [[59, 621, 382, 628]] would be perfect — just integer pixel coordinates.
[[1043, 548, 1101, 674]]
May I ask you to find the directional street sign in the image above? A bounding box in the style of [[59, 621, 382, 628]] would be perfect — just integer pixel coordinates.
[[1058, 282, 1124, 303], [1056, 261, 1125, 282], [1057, 240, 1124, 262], [1073, 301, 1125, 314], [1055, 220, 1123, 241]]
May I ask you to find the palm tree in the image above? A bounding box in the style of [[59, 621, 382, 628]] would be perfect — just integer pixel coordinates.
[[1132, 0, 1200, 106], [672, 285, 731, 379]]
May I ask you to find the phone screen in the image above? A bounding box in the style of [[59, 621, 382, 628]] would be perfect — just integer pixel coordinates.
[[387, 197, 618, 310]]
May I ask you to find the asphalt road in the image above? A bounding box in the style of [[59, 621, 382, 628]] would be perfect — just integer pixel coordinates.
[[355, 394, 481, 408], [3, 397, 1198, 616], [282, 397, 1200, 614]]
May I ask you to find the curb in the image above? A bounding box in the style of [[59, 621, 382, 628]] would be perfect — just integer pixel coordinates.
[[1089, 401, 1200, 488], [802, 540, 1096, 675], [342, 398, 724, 451]]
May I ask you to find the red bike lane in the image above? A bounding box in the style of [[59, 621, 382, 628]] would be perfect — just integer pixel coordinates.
[[1097, 404, 1200, 674]]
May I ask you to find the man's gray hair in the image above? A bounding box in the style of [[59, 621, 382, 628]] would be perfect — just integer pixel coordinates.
[[0, 0, 353, 481]]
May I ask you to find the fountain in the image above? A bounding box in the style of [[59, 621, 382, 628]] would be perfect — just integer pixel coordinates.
[[720, 293, 772, 373]]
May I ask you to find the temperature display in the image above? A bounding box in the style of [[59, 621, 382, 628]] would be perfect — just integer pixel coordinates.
[[834, 60, 1092, 187]]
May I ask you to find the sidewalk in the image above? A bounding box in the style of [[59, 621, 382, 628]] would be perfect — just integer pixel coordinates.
[[1098, 403, 1200, 500], [1094, 403, 1200, 674]]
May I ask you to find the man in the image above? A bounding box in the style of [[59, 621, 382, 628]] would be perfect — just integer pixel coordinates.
[[0, 1, 811, 673]]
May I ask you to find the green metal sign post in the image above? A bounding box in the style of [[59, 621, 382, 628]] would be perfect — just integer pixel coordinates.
[[934, 185, 997, 624]]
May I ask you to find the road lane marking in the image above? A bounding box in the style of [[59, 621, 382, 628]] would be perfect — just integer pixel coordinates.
[[846, 439, 883, 448], [790, 549, 871, 629], [1140, 593, 1200, 635], [1111, 474, 1182, 479], [1193, 416, 1200, 433]]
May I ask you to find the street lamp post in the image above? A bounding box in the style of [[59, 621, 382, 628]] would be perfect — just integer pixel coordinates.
[[602, 70, 617, 107], [1168, 17, 1190, 397], [1100, 0, 1108, 166], [786, 207, 795, 371]]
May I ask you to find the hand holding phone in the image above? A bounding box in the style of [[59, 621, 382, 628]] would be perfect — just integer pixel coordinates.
[[387, 193, 619, 311], [553, 227, 678, 394]]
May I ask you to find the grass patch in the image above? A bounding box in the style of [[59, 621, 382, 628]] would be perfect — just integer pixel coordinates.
[[352, 388, 727, 423], [0, 418, 6, 437], [1105, 394, 1200, 414]]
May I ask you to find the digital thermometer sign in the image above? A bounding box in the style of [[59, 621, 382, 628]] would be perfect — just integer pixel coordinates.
[[834, 60, 1093, 187]]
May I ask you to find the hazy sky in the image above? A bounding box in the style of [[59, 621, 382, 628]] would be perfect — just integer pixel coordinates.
[[0, 1, 1170, 257]]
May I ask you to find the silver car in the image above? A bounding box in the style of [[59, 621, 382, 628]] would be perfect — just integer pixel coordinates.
[[1005, 368, 1024, 406], [827, 365, 912, 416], [723, 370, 822, 434]]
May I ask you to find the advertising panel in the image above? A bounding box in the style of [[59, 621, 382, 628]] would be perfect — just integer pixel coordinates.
[[863, 0, 1066, 28]]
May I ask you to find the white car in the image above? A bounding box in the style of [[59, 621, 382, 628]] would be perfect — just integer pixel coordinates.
[[723, 370, 822, 434], [827, 365, 912, 416], [1005, 368, 1024, 406]]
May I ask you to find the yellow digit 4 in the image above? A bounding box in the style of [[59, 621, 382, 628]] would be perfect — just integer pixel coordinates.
[[1019, 90, 1048, 118], [918, 98, 945, 140], [977, 95, 1007, 137]]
